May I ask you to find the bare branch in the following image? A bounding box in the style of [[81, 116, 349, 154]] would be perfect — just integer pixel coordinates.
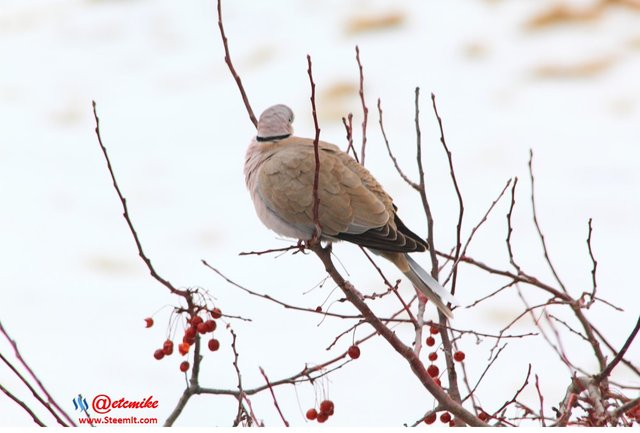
[[506, 177, 523, 274], [534, 374, 546, 426], [431, 92, 463, 296], [259, 367, 289, 426], [0, 320, 74, 426], [595, 314, 640, 384], [309, 243, 486, 426], [585, 218, 598, 305], [216, 0, 257, 127], [377, 98, 419, 190], [493, 364, 532, 417], [342, 113, 359, 162], [591, 323, 640, 378], [0, 383, 46, 426], [443, 178, 512, 286], [355, 46, 368, 165], [528, 150, 567, 293], [306, 55, 322, 241], [92, 101, 189, 299], [461, 343, 508, 403], [413, 89, 439, 276]]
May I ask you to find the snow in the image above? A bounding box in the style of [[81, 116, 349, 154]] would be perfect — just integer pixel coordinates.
[[0, 0, 639, 427]]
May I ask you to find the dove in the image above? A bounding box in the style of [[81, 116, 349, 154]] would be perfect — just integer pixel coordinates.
[[244, 104, 456, 318]]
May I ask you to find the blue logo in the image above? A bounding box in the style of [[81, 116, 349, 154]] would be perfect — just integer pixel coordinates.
[[73, 394, 89, 411]]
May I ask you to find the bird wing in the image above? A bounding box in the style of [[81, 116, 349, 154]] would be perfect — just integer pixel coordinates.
[[256, 137, 427, 252]]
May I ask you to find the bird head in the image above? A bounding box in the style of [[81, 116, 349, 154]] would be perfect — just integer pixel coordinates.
[[256, 104, 294, 141]]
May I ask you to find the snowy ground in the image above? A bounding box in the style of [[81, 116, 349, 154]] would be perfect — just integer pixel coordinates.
[[1, 0, 639, 427]]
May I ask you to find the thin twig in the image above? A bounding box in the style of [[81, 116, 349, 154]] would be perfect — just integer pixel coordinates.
[[309, 243, 486, 426], [594, 314, 640, 384], [493, 364, 532, 416], [355, 46, 368, 165], [342, 113, 359, 162], [506, 177, 523, 274], [92, 101, 189, 298], [204, 260, 368, 320], [306, 55, 322, 240], [591, 323, 640, 378], [377, 98, 419, 190], [0, 383, 46, 426], [528, 150, 567, 293], [431, 93, 463, 296], [534, 374, 546, 426], [0, 352, 67, 426], [461, 343, 508, 403], [259, 367, 289, 426], [216, 0, 257, 127], [230, 328, 247, 426], [443, 178, 512, 286], [0, 320, 74, 426], [358, 247, 417, 325], [585, 218, 598, 305]]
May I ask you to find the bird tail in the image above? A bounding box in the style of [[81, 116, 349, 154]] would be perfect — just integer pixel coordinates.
[[404, 255, 457, 320]]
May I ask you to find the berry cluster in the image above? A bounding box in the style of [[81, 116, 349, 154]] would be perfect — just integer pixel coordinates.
[[425, 325, 442, 387], [424, 324, 467, 396], [424, 411, 455, 427], [145, 307, 223, 373], [424, 411, 456, 426], [424, 410, 489, 426], [306, 400, 335, 424]]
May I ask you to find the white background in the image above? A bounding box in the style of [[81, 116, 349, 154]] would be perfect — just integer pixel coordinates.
[[1, 0, 639, 427]]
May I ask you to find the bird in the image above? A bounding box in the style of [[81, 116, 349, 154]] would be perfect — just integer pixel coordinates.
[[244, 104, 457, 318]]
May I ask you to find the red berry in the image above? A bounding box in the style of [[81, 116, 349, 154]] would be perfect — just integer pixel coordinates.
[[306, 408, 318, 420], [144, 318, 154, 328], [179, 361, 189, 372], [428, 351, 438, 361], [434, 378, 442, 387], [315, 306, 322, 312], [197, 323, 208, 334], [191, 316, 203, 326], [185, 326, 197, 339], [440, 412, 451, 423], [478, 411, 489, 422], [210, 307, 222, 319], [429, 325, 440, 335], [204, 319, 217, 332], [424, 413, 437, 424], [319, 400, 334, 414], [347, 345, 361, 359], [163, 340, 174, 356], [178, 342, 190, 356], [208, 338, 220, 351], [449, 420, 456, 427], [153, 349, 165, 360], [316, 412, 329, 423], [426, 336, 436, 347], [427, 364, 440, 378], [453, 351, 465, 362]]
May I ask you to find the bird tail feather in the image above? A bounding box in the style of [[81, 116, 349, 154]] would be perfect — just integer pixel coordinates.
[[404, 255, 457, 319]]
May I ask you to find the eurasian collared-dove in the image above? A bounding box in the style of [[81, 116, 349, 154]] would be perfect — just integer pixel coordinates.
[[244, 104, 456, 318]]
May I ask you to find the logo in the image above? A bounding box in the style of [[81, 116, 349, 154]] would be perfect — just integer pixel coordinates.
[[72, 394, 89, 411]]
